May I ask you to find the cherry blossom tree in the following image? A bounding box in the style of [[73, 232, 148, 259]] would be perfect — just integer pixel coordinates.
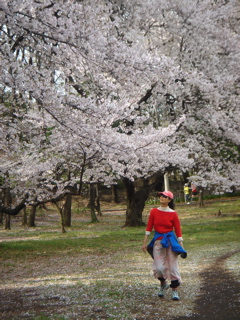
[[0, 0, 239, 227]]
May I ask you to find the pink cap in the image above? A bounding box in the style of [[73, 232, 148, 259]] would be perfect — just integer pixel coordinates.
[[158, 191, 174, 199]]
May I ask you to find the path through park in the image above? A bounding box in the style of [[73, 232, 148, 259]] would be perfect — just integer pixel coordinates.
[[0, 249, 239, 319], [174, 250, 240, 320]]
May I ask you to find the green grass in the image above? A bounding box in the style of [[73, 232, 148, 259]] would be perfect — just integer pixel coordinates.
[[34, 316, 66, 320], [0, 226, 143, 259], [182, 218, 240, 249], [0, 198, 239, 260]]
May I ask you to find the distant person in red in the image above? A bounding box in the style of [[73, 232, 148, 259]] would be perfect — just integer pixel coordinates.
[[191, 183, 198, 202], [142, 191, 187, 301]]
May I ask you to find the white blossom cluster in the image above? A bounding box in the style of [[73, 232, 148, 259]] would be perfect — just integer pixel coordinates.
[[0, 0, 239, 204]]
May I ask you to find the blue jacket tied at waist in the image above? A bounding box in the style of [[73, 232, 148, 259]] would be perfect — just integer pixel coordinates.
[[148, 231, 187, 256]]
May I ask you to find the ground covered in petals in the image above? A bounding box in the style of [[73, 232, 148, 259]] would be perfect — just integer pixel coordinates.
[[0, 201, 239, 319]]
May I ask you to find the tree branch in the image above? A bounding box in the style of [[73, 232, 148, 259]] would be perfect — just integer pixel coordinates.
[[0, 194, 28, 216]]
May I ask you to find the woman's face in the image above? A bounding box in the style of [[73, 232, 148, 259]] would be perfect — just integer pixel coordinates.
[[159, 195, 171, 206]]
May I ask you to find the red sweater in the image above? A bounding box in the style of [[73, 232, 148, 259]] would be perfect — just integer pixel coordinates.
[[146, 207, 182, 238]]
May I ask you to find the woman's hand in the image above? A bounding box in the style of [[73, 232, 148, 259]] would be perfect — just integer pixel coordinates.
[[142, 243, 147, 253], [142, 234, 149, 253], [179, 241, 184, 248]]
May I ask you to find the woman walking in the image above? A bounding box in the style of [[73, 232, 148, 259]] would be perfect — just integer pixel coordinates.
[[142, 191, 187, 301]]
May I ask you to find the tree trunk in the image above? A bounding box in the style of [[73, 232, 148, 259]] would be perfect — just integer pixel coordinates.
[[123, 179, 147, 227], [53, 202, 66, 233], [111, 184, 119, 203], [5, 214, 11, 230], [198, 187, 204, 207], [28, 202, 37, 227], [4, 183, 11, 230], [89, 183, 99, 223], [22, 207, 28, 226], [123, 173, 164, 227], [63, 194, 72, 227], [95, 184, 102, 216], [0, 194, 27, 216]]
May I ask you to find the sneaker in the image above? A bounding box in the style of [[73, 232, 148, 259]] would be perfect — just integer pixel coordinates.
[[158, 283, 169, 297], [172, 290, 180, 301]]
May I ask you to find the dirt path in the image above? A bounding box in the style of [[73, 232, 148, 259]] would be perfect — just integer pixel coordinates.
[[174, 250, 240, 320]]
